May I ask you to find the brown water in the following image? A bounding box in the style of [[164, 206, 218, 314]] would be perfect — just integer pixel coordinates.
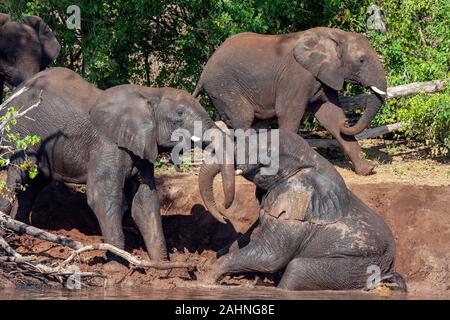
[[0, 286, 428, 300]]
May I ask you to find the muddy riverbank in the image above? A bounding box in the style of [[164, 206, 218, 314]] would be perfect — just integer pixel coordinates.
[[1, 169, 448, 299]]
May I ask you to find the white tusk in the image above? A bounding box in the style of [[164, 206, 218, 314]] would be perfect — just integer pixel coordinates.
[[370, 86, 387, 96], [235, 169, 243, 176], [191, 136, 201, 142]]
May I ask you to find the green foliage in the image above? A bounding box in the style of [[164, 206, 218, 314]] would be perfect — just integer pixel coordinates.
[[1, 0, 448, 155], [0, 107, 41, 191], [397, 87, 449, 156]]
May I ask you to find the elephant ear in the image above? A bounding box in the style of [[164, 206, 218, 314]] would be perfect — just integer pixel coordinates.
[[265, 169, 349, 225], [0, 13, 11, 26], [293, 30, 344, 91], [21, 16, 61, 67], [89, 86, 160, 163]]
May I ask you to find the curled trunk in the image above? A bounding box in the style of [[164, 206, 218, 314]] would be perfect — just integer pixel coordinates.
[[197, 132, 235, 224], [339, 92, 385, 136], [198, 162, 227, 224]]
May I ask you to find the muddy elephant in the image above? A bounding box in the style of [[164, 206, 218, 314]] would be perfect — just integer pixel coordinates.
[[198, 129, 405, 290], [0, 67, 235, 261], [194, 27, 388, 175], [0, 13, 60, 103]]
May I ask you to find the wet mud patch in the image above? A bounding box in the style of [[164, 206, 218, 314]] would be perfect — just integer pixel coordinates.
[[0, 172, 449, 298]]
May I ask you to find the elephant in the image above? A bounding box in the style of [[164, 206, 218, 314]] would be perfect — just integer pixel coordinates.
[[0, 67, 235, 261], [0, 13, 60, 103], [198, 129, 405, 291], [193, 27, 389, 176]]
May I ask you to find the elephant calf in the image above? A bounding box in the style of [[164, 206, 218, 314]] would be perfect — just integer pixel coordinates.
[[0, 67, 235, 262], [199, 130, 405, 291]]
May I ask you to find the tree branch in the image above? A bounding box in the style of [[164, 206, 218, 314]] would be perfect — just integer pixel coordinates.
[[339, 79, 448, 111], [0, 211, 194, 271]]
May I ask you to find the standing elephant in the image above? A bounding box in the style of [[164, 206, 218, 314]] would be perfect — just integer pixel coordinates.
[[194, 27, 388, 175], [0, 13, 60, 102], [198, 130, 405, 290], [0, 67, 235, 261]]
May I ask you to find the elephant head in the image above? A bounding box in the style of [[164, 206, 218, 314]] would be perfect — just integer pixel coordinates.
[[199, 129, 349, 224], [89, 85, 236, 222], [293, 27, 387, 136], [0, 13, 60, 101]]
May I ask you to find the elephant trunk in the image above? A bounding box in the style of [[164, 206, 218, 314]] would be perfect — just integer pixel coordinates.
[[340, 69, 388, 137], [198, 162, 226, 223], [198, 133, 236, 224]]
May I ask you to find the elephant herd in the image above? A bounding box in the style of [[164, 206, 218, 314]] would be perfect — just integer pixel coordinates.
[[0, 14, 405, 291]]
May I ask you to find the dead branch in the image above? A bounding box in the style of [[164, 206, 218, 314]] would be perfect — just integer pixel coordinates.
[[0, 233, 105, 283], [61, 244, 194, 270], [0, 90, 43, 132], [0, 235, 22, 258], [0, 211, 194, 272], [339, 79, 448, 111], [0, 211, 83, 250], [306, 122, 404, 148]]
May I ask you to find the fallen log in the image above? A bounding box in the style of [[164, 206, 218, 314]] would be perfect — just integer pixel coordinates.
[[0, 211, 194, 272], [306, 122, 404, 148], [0, 211, 83, 250], [339, 79, 448, 111]]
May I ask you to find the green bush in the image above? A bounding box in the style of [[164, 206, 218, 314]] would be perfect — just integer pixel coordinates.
[[377, 86, 450, 156], [0, 106, 41, 196], [1, 0, 449, 155]]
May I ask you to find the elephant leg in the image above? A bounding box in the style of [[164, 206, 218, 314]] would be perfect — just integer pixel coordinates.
[[278, 257, 373, 290], [205, 219, 295, 283], [217, 219, 260, 257], [209, 92, 254, 129], [130, 164, 167, 261], [313, 102, 375, 175], [86, 148, 128, 250], [0, 153, 48, 221], [276, 102, 306, 133], [10, 173, 50, 222]]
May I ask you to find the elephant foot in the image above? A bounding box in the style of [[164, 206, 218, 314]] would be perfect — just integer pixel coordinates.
[[353, 159, 376, 176], [147, 246, 169, 262]]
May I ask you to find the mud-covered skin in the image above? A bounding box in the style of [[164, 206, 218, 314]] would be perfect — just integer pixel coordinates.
[[0, 67, 232, 262], [200, 130, 398, 290], [0, 14, 60, 102], [194, 27, 388, 175]]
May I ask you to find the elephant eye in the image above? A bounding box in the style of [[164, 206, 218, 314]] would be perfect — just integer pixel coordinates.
[[359, 56, 366, 64]]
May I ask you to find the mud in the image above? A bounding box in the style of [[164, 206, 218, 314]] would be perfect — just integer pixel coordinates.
[[0, 172, 449, 298]]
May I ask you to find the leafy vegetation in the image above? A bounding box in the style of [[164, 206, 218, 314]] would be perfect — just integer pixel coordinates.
[[0, 106, 41, 196], [1, 0, 449, 154]]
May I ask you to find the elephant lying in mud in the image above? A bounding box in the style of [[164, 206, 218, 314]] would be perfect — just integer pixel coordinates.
[[0, 67, 235, 261], [199, 130, 405, 290], [194, 27, 389, 176]]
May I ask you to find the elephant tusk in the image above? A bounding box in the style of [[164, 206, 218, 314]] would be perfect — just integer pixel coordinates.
[[235, 169, 243, 176], [371, 86, 393, 98], [370, 86, 387, 95], [191, 136, 201, 142]]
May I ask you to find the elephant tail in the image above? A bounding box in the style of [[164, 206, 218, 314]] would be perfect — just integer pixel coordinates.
[[192, 81, 204, 98]]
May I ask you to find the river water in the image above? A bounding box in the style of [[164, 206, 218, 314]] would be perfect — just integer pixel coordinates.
[[0, 286, 428, 300]]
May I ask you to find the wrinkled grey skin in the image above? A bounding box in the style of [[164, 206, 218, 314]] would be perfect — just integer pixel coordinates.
[[0, 67, 235, 261], [194, 27, 388, 176], [0, 13, 60, 103], [199, 130, 403, 290]]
